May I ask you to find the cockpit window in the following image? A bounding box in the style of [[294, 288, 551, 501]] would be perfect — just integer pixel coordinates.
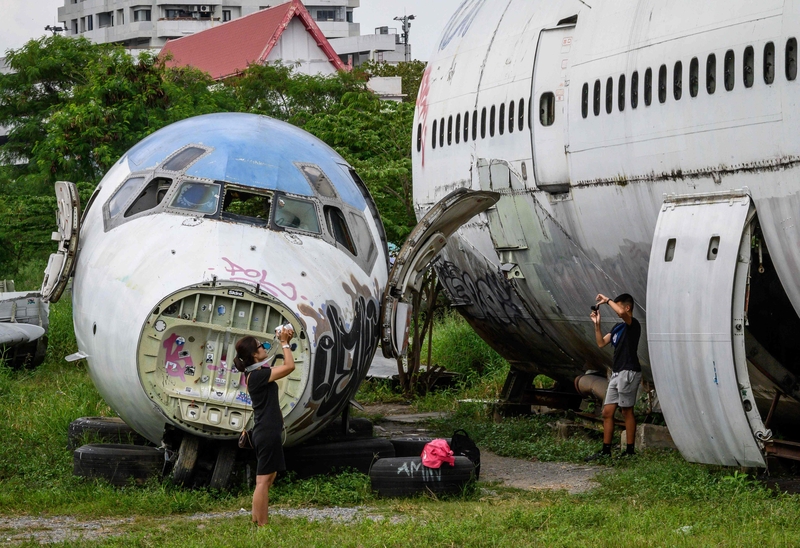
[[108, 176, 145, 218], [297, 164, 337, 198], [274, 196, 321, 233], [347, 211, 377, 266], [222, 186, 271, 226], [169, 181, 220, 214], [162, 147, 206, 172], [324, 205, 357, 255], [125, 177, 173, 218]]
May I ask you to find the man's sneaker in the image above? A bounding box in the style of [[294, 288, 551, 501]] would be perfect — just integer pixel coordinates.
[[584, 451, 611, 462]]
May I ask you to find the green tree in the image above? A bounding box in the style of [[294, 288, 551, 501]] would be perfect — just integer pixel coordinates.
[[357, 60, 427, 104], [304, 92, 416, 243]]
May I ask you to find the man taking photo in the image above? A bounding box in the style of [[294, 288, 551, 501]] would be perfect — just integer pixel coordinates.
[[585, 293, 642, 461]]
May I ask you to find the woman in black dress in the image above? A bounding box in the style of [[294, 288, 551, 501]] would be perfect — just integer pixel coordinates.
[[233, 328, 295, 526]]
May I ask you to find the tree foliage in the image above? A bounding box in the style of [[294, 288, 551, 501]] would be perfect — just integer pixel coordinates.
[[0, 37, 422, 280], [357, 60, 426, 104]]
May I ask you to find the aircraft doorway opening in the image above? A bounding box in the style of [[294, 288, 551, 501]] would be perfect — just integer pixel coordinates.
[[744, 221, 800, 435]]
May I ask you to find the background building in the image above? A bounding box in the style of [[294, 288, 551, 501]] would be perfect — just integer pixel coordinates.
[[57, 0, 361, 50]]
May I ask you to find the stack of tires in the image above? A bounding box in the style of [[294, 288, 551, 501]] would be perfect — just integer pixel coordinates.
[[369, 437, 476, 498], [71, 417, 164, 486]]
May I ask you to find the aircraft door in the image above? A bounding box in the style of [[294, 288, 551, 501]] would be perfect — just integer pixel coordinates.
[[42, 181, 81, 303], [647, 190, 769, 467], [531, 26, 574, 193], [380, 189, 500, 358]]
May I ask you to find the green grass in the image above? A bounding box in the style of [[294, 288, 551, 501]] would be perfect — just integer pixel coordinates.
[[3, 301, 800, 547]]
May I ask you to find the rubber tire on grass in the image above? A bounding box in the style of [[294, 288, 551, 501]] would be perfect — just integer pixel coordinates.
[[172, 434, 200, 486], [68, 417, 149, 448], [285, 437, 395, 478], [369, 456, 475, 498], [209, 443, 238, 491], [389, 437, 451, 458], [73, 444, 164, 486]]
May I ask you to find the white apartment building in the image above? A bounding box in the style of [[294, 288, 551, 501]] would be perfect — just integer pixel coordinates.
[[57, 1, 361, 49]]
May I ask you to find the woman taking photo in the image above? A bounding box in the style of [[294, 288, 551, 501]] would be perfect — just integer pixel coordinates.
[[233, 327, 295, 526]]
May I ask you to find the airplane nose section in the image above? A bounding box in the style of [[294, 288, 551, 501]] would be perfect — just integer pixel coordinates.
[[136, 281, 308, 439]]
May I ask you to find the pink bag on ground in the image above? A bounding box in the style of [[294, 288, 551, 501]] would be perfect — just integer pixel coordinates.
[[421, 439, 456, 468]]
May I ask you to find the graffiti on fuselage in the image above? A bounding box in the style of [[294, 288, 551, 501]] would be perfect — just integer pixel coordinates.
[[439, 0, 488, 51], [436, 259, 539, 332], [288, 275, 380, 435]]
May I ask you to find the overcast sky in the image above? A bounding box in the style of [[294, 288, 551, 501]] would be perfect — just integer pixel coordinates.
[[0, 0, 465, 61]]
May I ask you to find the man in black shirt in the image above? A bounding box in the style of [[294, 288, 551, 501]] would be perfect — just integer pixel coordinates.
[[585, 293, 642, 461]]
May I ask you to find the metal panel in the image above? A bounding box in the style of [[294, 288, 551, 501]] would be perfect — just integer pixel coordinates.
[[647, 190, 767, 467], [531, 26, 574, 191]]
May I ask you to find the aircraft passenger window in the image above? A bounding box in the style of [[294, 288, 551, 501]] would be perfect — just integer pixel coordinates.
[[324, 205, 357, 255], [706, 54, 717, 94], [529, 96, 533, 128], [221, 186, 271, 227], [786, 38, 797, 81], [665, 238, 676, 262], [644, 68, 652, 106], [432, 119, 437, 149], [481, 107, 487, 138], [658, 64, 667, 103], [508, 100, 515, 133], [463, 111, 469, 142], [631, 71, 639, 108], [447, 115, 453, 145], [125, 177, 173, 218], [518, 98, 525, 131], [274, 196, 320, 234], [690, 57, 699, 97], [593, 80, 601, 115], [298, 165, 337, 198], [439, 117, 445, 147], [581, 83, 588, 118], [472, 110, 478, 140], [169, 181, 220, 215], [618, 74, 626, 111], [490, 105, 496, 137], [162, 146, 205, 172], [724, 50, 735, 91], [499, 103, 505, 135], [605, 77, 613, 114], [108, 176, 145, 218], [764, 42, 775, 84], [673, 61, 682, 100], [455, 114, 461, 144], [416, 123, 422, 152], [539, 93, 555, 126], [744, 46, 754, 88]]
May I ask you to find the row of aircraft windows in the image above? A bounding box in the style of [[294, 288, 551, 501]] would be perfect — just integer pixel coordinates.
[[416, 97, 531, 153], [581, 38, 798, 118]]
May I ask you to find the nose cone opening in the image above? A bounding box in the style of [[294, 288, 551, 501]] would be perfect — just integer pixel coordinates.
[[137, 281, 308, 438]]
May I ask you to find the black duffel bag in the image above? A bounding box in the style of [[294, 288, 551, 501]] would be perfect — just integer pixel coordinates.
[[450, 429, 480, 479]]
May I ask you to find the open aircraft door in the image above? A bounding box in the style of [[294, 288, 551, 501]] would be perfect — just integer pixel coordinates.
[[41, 181, 80, 303], [380, 188, 500, 358], [647, 190, 770, 467]]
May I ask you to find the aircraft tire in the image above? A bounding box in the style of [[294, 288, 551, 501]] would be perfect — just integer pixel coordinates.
[[208, 442, 238, 491], [172, 434, 200, 486], [68, 417, 149, 448], [73, 444, 164, 486], [369, 456, 475, 498], [389, 437, 452, 458], [285, 437, 395, 478]]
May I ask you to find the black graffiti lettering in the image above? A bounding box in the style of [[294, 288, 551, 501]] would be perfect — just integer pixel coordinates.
[[309, 296, 379, 419]]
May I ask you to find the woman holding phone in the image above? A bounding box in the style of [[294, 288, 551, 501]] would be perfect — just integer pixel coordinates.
[[233, 326, 295, 526]]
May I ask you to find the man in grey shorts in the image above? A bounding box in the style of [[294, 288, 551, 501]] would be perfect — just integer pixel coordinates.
[[585, 293, 642, 461]]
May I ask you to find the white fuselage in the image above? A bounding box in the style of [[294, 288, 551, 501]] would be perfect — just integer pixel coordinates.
[[413, 0, 800, 385]]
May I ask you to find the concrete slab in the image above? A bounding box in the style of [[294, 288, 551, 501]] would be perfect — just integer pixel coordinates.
[[381, 412, 449, 424]]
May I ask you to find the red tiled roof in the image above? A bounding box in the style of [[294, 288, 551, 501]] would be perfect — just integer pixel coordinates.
[[160, 0, 346, 80]]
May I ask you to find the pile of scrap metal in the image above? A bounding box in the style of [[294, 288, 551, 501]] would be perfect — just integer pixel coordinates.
[[0, 280, 49, 368]]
